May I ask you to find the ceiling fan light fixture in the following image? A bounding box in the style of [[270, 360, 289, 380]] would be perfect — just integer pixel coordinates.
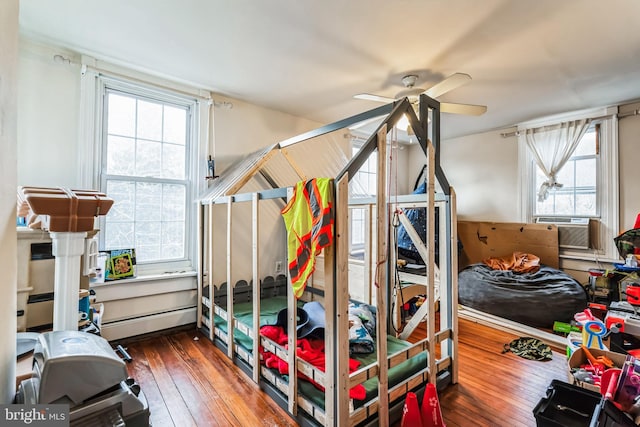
[[354, 72, 486, 117], [401, 74, 419, 88]]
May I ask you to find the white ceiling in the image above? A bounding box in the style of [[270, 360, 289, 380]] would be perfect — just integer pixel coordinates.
[[18, 0, 640, 139]]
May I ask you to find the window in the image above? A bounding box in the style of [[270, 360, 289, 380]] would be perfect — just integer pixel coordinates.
[[519, 107, 619, 260], [349, 143, 377, 256], [534, 126, 598, 217], [98, 79, 199, 271]]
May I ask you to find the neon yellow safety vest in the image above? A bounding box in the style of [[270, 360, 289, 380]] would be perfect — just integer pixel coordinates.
[[281, 178, 334, 298]]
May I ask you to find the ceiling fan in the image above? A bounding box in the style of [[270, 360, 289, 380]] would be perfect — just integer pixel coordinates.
[[354, 73, 487, 116]]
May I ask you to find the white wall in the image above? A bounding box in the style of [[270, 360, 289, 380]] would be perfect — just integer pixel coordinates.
[[619, 102, 640, 231], [17, 41, 80, 188], [17, 39, 323, 190], [438, 128, 520, 221], [213, 94, 321, 174], [1, 0, 19, 404]]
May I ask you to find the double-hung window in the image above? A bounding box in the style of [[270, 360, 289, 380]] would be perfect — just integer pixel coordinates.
[[518, 107, 618, 260], [349, 142, 377, 257], [97, 78, 200, 273], [534, 126, 598, 218]]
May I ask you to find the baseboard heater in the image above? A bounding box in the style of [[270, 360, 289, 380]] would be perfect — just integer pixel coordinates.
[[101, 306, 197, 341]]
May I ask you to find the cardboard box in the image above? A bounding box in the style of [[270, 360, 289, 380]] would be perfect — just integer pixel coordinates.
[[568, 347, 627, 392]]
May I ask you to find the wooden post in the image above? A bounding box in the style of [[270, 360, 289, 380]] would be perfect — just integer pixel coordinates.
[[375, 125, 389, 427], [425, 140, 437, 386], [449, 188, 459, 384], [196, 203, 203, 329], [334, 175, 350, 426], [252, 193, 261, 383], [285, 187, 297, 415], [226, 197, 234, 359], [208, 203, 215, 342]]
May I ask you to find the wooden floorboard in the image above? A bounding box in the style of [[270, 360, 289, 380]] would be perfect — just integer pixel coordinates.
[[121, 318, 569, 427]]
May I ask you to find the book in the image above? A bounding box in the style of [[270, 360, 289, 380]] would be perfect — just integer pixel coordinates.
[[104, 248, 136, 280]]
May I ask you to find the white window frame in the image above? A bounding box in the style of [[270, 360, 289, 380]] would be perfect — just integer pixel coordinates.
[[78, 56, 211, 276], [518, 106, 619, 262], [349, 140, 377, 256], [533, 125, 598, 218]]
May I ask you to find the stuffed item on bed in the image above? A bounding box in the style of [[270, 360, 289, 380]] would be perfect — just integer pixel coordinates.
[[261, 300, 368, 400], [458, 259, 588, 329], [483, 251, 540, 273], [348, 302, 376, 354]]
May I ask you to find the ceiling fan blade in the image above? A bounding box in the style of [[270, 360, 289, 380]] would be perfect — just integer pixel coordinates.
[[354, 93, 396, 103], [424, 73, 472, 99], [440, 102, 487, 116]]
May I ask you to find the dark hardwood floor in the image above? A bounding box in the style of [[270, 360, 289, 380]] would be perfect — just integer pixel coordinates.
[[121, 318, 568, 427]]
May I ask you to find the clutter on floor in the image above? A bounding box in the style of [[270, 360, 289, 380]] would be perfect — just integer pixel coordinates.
[[400, 382, 445, 427], [502, 337, 553, 361], [15, 331, 149, 426], [533, 268, 640, 426]]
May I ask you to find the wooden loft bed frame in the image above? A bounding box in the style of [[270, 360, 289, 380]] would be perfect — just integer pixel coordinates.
[[196, 96, 458, 426]]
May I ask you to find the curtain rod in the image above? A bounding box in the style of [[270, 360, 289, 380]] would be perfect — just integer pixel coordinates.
[[78, 56, 213, 102], [500, 110, 638, 138]]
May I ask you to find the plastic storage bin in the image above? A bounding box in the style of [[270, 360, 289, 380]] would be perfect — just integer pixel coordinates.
[[534, 380, 601, 427], [590, 399, 636, 427]]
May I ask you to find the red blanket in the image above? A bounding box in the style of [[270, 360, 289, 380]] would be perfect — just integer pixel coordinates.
[[259, 325, 366, 400]]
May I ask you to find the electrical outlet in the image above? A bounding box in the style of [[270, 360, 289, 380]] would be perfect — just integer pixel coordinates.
[[275, 261, 283, 274]]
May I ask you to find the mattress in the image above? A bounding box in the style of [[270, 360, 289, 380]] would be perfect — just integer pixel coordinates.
[[211, 296, 428, 411]]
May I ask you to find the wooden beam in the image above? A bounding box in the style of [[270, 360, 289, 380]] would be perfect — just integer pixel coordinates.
[[252, 192, 261, 383], [226, 149, 278, 195], [197, 204, 203, 329], [280, 148, 307, 181], [375, 125, 389, 427], [425, 140, 437, 386], [449, 189, 459, 383], [285, 187, 297, 416], [323, 241, 335, 427], [226, 197, 234, 359], [208, 204, 215, 342], [334, 175, 350, 426]]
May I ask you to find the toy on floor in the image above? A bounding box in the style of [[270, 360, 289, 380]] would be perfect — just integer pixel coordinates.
[[401, 392, 422, 427], [574, 308, 609, 350], [400, 383, 446, 427], [421, 383, 445, 427]]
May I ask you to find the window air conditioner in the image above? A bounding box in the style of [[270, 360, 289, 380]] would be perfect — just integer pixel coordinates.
[[535, 217, 593, 250]]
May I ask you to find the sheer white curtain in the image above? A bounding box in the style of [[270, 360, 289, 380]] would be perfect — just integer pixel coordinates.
[[523, 118, 591, 201]]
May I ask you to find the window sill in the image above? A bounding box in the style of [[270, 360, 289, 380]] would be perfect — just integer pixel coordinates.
[[558, 253, 619, 273], [90, 270, 197, 288]]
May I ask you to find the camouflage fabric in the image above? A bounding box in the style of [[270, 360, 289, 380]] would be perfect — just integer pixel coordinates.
[[502, 337, 553, 361], [614, 228, 640, 260]]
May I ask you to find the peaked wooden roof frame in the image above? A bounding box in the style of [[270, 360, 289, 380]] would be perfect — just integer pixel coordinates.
[[198, 94, 450, 204]]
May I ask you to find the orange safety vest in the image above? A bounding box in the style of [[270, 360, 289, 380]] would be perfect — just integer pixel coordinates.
[[281, 178, 334, 298]]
